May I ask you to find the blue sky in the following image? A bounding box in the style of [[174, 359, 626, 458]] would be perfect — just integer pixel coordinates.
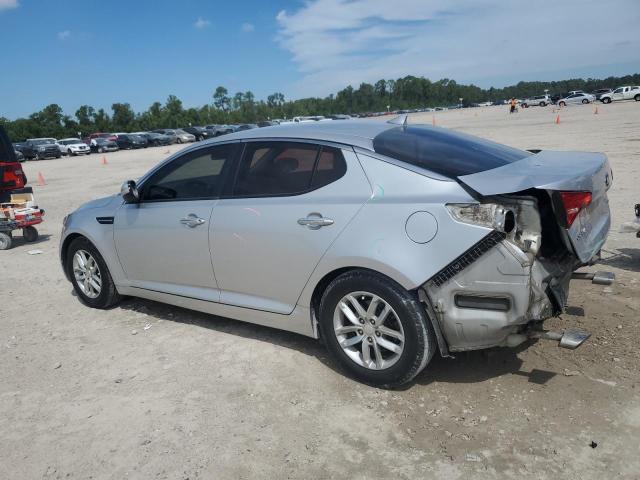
[[1, 0, 639, 119]]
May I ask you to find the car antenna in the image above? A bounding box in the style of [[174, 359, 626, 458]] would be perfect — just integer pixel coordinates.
[[387, 114, 408, 127]]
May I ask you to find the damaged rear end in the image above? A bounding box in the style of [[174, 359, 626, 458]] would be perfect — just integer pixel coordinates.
[[422, 150, 614, 352]]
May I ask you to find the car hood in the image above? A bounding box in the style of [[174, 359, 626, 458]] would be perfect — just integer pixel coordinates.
[[75, 193, 121, 213]]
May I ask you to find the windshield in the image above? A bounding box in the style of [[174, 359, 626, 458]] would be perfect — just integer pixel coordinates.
[[372, 125, 530, 178]]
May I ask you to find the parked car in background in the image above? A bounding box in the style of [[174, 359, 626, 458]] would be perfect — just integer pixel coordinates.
[[14, 148, 25, 162], [591, 88, 612, 100], [235, 124, 258, 131], [557, 92, 595, 106], [22, 138, 61, 160], [89, 138, 119, 153], [58, 138, 91, 156], [520, 95, 551, 107], [205, 125, 235, 136], [181, 127, 212, 141], [152, 129, 178, 144], [174, 129, 196, 143], [116, 134, 147, 150], [257, 121, 278, 127], [60, 118, 614, 387], [599, 86, 640, 103], [83, 132, 117, 145], [136, 132, 173, 147]]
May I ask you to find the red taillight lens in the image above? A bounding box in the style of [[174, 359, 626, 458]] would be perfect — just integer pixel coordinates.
[[560, 191, 592, 227]]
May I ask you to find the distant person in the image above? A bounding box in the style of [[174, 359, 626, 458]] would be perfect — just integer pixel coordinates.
[[509, 98, 517, 114]]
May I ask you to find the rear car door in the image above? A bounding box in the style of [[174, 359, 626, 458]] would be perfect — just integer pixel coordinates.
[[114, 144, 238, 301], [210, 141, 371, 314]]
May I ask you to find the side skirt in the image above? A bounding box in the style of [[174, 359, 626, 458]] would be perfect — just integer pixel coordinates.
[[117, 286, 316, 338]]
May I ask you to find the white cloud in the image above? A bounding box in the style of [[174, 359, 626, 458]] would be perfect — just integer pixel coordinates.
[[0, 0, 18, 11], [57, 30, 71, 40], [276, 0, 640, 97], [194, 17, 211, 29], [241, 22, 255, 33]]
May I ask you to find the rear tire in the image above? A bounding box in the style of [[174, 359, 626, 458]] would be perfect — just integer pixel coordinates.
[[582, 99, 589, 104], [635, 94, 640, 102], [318, 270, 436, 388], [23, 226, 38, 242], [66, 237, 121, 309], [0, 232, 12, 250]]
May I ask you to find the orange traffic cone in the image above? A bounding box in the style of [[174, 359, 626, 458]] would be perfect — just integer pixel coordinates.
[[432, 116, 436, 126], [101, 156, 108, 165], [555, 115, 560, 124], [37, 172, 46, 186]]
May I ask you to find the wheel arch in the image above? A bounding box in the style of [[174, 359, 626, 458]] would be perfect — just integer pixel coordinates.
[[307, 266, 449, 356], [60, 233, 86, 279]]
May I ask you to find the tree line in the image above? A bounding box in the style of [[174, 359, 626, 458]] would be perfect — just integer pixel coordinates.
[[2, 73, 639, 142]]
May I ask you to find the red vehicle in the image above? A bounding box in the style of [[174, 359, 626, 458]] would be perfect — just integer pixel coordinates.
[[0, 125, 44, 250], [0, 126, 27, 203], [82, 132, 117, 145]]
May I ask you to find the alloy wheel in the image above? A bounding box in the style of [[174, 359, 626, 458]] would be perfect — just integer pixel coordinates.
[[73, 249, 102, 298], [333, 291, 405, 370]]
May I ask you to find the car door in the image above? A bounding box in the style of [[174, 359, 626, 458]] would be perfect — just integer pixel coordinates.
[[210, 141, 371, 314], [611, 87, 624, 101], [114, 143, 238, 301]]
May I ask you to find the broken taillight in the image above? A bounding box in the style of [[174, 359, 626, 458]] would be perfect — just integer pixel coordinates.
[[560, 191, 592, 227]]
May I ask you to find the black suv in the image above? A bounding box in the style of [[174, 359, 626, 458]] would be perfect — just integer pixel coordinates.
[[20, 138, 61, 160], [116, 134, 147, 150]]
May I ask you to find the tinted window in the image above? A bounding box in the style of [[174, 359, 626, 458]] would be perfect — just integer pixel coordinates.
[[372, 126, 530, 178], [311, 147, 347, 188], [142, 144, 234, 201], [234, 142, 318, 196]]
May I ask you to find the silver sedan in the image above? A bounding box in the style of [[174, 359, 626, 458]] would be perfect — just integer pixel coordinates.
[[557, 92, 596, 106], [60, 118, 613, 387]]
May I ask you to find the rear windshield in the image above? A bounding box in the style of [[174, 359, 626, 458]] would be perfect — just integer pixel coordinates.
[[372, 126, 530, 178]]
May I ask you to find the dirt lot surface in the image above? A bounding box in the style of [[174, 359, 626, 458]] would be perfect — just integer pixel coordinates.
[[1, 102, 639, 479]]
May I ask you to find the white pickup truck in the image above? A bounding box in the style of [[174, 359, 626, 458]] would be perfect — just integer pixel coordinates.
[[599, 86, 640, 103]]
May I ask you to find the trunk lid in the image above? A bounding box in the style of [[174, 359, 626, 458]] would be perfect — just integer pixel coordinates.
[[458, 150, 612, 263]]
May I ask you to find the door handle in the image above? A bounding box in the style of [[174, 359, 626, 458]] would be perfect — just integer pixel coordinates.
[[297, 213, 334, 230], [180, 213, 206, 228]]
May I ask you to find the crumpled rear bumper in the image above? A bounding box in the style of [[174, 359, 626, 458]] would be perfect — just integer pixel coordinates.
[[422, 234, 573, 352]]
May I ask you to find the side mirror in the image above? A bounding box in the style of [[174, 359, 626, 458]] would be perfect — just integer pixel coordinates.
[[121, 180, 139, 203]]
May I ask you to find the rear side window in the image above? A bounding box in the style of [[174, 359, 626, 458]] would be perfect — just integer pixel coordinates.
[[372, 126, 530, 178], [233, 142, 346, 197], [311, 147, 346, 189]]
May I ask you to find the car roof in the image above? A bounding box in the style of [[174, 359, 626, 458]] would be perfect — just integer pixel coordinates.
[[202, 119, 396, 150]]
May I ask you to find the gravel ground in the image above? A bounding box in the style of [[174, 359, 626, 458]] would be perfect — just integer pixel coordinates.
[[1, 101, 639, 479]]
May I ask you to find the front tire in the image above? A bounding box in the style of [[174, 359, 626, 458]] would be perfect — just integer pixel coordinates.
[[66, 237, 121, 309], [582, 99, 589, 104], [602, 97, 612, 104], [318, 270, 436, 388]]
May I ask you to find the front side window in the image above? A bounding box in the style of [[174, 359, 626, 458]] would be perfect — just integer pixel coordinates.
[[142, 144, 234, 201]]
